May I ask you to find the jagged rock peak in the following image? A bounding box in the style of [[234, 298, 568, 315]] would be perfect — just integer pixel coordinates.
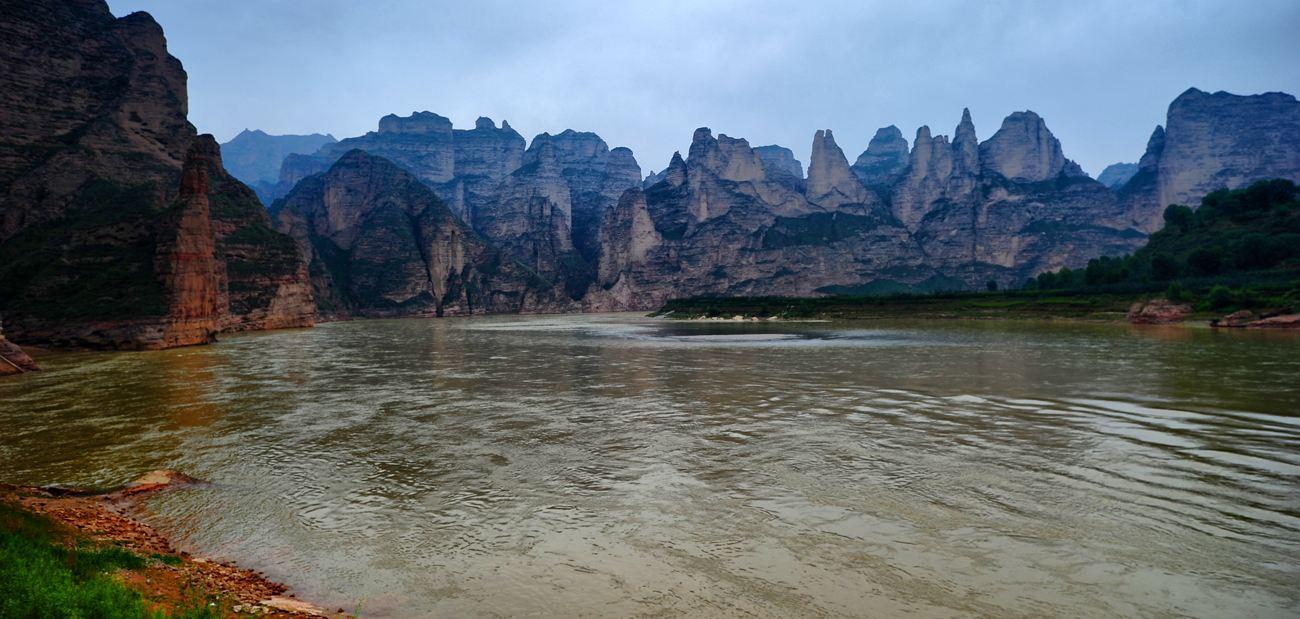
[[1136, 125, 1166, 172], [979, 110, 1076, 182], [664, 151, 687, 186], [474, 116, 496, 129], [953, 108, 980, 174], [852, 125, 910, 187], [807, 129, 872, 207], [378, 111, 453, 135], [686, 128, 765, 183]]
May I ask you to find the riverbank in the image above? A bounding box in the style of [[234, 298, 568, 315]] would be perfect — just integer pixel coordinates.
[[1, 471, 337, 618], [653, 287, 1299, 325]]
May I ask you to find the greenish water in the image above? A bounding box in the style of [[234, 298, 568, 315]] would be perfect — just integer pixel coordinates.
[[1, 315, 1298, 617]]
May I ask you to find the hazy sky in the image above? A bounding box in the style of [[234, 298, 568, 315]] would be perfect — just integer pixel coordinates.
[[108, 0, 1299, 177]]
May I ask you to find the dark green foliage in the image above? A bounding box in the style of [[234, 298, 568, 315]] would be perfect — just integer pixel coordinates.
[[986, 279, 998, 292], [1030, 179, 1300, 292]]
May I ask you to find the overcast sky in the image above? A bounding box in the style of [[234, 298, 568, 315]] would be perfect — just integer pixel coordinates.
[[108, 0, 1299, 177]]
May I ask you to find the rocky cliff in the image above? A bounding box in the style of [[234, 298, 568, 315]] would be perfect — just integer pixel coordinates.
[[272, 150, 559, 317], [851, 125, 910, 190], [0, 0, 314, 348], [265, 113, 527, 221], [589, 128, 929, 310], [1120, 88, 1300, 232], [219, 129, 336, 204]]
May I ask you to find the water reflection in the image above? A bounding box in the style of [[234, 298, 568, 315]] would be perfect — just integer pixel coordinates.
[[1, 315, 1297, 617]]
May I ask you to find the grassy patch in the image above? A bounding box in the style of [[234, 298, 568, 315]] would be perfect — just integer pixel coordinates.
[[0, 501, 219, 618]]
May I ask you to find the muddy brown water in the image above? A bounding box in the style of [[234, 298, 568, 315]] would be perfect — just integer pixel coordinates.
[[1, 314, 1297, 617]]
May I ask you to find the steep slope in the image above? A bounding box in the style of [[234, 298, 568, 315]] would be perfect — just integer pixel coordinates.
[[1120, 88, 1300, 232], [0, 0, 314, 348], [272, 150, 557, 317]]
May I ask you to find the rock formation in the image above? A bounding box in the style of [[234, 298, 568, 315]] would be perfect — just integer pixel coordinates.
[[851, 126, 910, 189], [219, 129, 336, 205], [589, 128, 929, 310], [272, 150, 559, 317], [1097, 163, 1138, 189], [753, 145, 804, 191], [0, 0, 314, 348], [264, 113, 527, 221], [1120, 88, 1300, 232], [0, 322, 40, 376], [806, 130, 876, 209]]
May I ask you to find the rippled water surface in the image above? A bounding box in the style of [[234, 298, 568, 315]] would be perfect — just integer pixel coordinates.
[[2, 314, 1299, 617]]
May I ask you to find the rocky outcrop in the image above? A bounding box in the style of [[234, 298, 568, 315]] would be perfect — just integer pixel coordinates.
[[980, 111, 1086, 182], [273, 150, 557, 317], [152, 139, 224, 348], [218, 129, 336, 204], [754, 145, 804, 190], [0, 327, 39, 375], [1127, 299, 1193, 324], [851, 126, 910, 189], [1097, 163, 1138, 189], [1121, 88, 1300, 232], [0, 0, 314, 349], [806, 130, 875, 209], [590, 128, 929, 311], [263, 113, 527, 220]]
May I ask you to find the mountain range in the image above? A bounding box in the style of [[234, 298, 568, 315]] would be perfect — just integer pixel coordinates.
[[2, 0, 1298, 349]]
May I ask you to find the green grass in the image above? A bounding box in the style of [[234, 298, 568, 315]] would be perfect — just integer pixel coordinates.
[[0, 501, 220, 619]]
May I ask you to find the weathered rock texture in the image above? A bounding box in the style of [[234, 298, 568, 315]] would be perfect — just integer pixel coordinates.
[[589, 128, 928, 311], [0, 0, 313, 348], [219, 129, 336, 204], [851, 125, 910, 190], [272, 150, 560, 318], [1121, 88, 1300, 231], [593, 108, 1156, 310], [266, 113, 528, 221], [1127, 299, 1192, 324]]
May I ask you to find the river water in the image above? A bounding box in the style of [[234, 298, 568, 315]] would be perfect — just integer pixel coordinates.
[[1, 314, 1298, 617]]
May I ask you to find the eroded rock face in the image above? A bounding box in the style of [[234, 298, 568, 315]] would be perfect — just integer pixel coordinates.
[[852, 125, 910, 189], [753, 145, 804, 191], [589, 128, 929, 311], [0, 0, 315, 349], [1121, 88, 1300, 232], [273, 150, 557, 317], [980, 111, 1086, 182], [806, 130, 875, 209], [264, 113, 527, 222]]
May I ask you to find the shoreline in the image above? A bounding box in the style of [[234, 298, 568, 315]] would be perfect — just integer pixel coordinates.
[[1, 471, 339, 618]]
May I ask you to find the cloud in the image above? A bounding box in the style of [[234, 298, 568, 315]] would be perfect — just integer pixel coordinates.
[[110, 0, 1300, 176]]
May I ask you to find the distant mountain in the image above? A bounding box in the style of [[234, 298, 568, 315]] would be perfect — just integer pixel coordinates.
[[219, 129, 335, 203], [1097, 163, 1138, 188], [1120, 88, 1300, 231], [272, 150, 565, 318], [0, 0, 313, 349]]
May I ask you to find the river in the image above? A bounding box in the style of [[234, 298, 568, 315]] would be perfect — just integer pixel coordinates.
[[1, 314, 1297, 617]]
